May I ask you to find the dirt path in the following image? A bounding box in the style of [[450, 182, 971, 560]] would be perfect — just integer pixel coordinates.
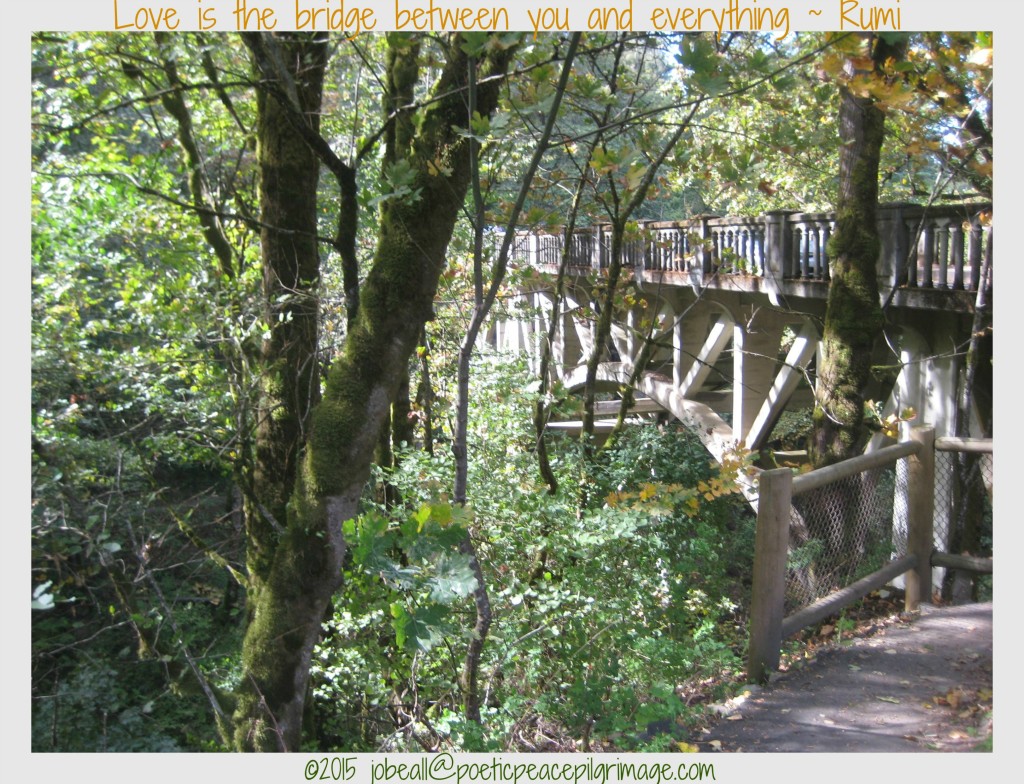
[[699, 602, 993, 752]]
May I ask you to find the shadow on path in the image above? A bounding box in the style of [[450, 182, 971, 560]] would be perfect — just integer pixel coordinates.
[[701, 602, 993, 752]]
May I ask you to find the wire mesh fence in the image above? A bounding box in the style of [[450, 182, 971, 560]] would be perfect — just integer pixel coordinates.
[[933, 446, 993, 600], [934, 449, 993, 553], [784, 462, 907, 614]]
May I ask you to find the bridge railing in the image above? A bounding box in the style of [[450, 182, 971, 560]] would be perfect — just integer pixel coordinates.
[[747, 427, 994, 683], [511, 203, 992, 294]]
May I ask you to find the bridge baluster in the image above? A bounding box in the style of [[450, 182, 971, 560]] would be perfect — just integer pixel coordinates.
[[756, 226, 767, 276], [800, 226, 811, 279], [936, 219, 950, 290], [921, 224, 935, 289], [969, 216, 983, 292], [820, 222, 832, 281], [907, 220, 920, 288], [951, 222, 965, 290]]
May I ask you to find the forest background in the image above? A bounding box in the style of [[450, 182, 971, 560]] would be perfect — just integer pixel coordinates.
[[8, 0, 1015, 777]]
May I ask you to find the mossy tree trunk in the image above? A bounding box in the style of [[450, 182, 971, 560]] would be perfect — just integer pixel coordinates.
[[232, 32, 516, 752], [232, 32, 329, 752], [812, 34, 906, 467]]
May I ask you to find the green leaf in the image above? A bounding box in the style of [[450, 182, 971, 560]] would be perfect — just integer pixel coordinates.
[[391, 603, 449, 654], [427, 553, 478, 603], [459, 31, 490, 57]]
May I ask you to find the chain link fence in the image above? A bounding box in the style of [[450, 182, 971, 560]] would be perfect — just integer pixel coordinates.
[[784, 462, 907, 613], [933, 446, 993, 600]]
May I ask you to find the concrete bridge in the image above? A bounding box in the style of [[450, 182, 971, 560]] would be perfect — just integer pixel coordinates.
[[486, 202, 993, 465]]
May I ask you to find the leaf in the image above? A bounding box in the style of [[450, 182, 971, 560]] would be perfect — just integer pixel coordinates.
[[413, 504, 432, 530], [676, 741, 699, 753], [426, 553, 478, 603], [430, 501, 454, 526], [624, 163, 647, 191], [376, 560, 420, 591], [391, 603, 449, 654], [877, 695, 901, 704], [426, 158, 453, 178]]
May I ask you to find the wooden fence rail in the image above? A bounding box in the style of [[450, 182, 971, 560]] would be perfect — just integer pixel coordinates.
[[745, 426, 991, 684]]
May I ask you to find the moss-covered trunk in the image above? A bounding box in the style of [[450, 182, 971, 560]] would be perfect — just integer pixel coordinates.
[[232, 32, 516, 752], [232, 32, 329, 751], [812, 34, 905, 466], [243, 35, 327, 587]]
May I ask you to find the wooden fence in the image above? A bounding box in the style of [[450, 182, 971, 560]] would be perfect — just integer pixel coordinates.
[[747, 426, 993, 684]]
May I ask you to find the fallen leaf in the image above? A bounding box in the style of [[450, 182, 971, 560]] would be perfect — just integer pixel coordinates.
[[726, 714, 744, 721], [878, 696, 901, 704], [676, 741, 699, 753], [708, 740, 722, 751]]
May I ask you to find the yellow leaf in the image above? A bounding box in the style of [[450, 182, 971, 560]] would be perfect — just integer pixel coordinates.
[[431, 502, 453, 526], [676, 741, 699, 753], [426, 158, 452, 177]]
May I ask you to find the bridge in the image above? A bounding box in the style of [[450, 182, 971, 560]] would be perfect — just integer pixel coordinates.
[[487, 201, 993, 466]]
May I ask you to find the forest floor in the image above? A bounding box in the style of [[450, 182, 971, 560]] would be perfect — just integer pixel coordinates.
[[694, 600, 993, 752]]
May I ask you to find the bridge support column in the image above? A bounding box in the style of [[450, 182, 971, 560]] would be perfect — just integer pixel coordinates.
[[680, 310, 732, 397], [671, 299, 713, 390], [733, 310, 788, 448], [746, 318, 820, 450]]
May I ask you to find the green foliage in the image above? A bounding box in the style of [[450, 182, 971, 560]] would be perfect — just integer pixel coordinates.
[[32, 32, 252, 752], [309, 356, 754, 751]]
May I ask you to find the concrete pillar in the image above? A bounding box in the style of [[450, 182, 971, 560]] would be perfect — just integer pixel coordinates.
[[746, 319, 819, 450], [681, 311, 732, 398], [732, 310, 787, 447]]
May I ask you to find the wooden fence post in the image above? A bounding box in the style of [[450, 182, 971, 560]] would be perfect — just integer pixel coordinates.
[[748, 468, 793, 684], [905, 426, 935, 612]]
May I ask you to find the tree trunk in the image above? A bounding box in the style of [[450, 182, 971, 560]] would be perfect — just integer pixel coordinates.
[[232, 32, 516, 752], [812, 34, 906, 466], [232, 32, 330, 751]]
